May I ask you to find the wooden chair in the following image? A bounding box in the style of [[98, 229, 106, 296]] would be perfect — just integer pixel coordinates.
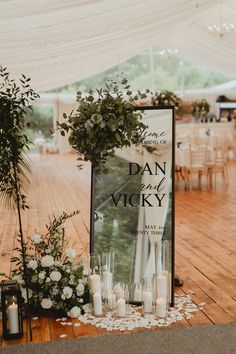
[[206, 137, 229, 188], [185, 144, 208, 191]]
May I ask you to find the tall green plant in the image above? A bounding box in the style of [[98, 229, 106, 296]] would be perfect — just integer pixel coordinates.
[[0, 66, 39, 338]]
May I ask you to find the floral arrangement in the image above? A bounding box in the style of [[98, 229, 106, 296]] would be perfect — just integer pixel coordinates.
[[57, 78, 149, 173], [11, 211, 90, 318], [151, 90, 182, 115], [191, 99, 210, 119]]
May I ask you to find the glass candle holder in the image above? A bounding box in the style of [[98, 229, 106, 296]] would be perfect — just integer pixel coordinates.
[[129, 283, 143, 303], [92, 291, 103, 317], [114, 283, 129, 318], [89, 254, 102, 295], [101, 252, 114, 298], [106, 290, 117, 312], [142, 277, 154, 315], [154, 240, 170, 318]]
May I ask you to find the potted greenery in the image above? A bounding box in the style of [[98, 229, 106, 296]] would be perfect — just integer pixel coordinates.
[[151, 90, 182, 116], [191, 99, 210, 122], [57, 78, 149, 173], [0, 66, 39, 338]]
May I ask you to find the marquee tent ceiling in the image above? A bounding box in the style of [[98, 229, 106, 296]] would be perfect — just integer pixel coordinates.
[[0, 0, 235, 92]]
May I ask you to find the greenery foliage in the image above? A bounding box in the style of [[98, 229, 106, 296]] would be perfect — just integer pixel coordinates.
[[0, 66, 39, 209], [191, 99, 210, 119], [151, 90, 182, 115], [11, 211, 90, 316], [56, 78, 149, 173]]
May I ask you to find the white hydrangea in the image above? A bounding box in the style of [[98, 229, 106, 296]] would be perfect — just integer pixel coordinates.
[[41, 298, 53, 309], [76, 283, 84, 296], [68, 306, 81, 318], [27, 260, 38, 270], [31, 233, 42, 244], [50, 271, 62, 282], [62, 286, 73, 299], [41, 255, 54, 267], [38, 271, 46, 280], [65, 248, 76, 259]]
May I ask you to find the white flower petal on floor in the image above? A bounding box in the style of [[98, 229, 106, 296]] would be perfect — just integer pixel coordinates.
[[74, 294, 204, 332]]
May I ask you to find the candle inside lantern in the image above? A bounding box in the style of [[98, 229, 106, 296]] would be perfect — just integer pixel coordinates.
[[8, 300, 19, 334], [93, 292, 103, 316], [89, 274, 101, 294], [107, 293, 116, 310], [117, 298, 126, 317], [143, 291, 153, 314], [156, 298, 167, 318]]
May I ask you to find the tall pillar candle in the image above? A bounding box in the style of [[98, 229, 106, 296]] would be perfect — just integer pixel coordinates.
[[93, 292, 103, 316], [143, 291, 153, 314], [156, 298, 167, 318], [156, 273, 167, 300], [8, 303, 19, 334], [117, 298, 126, 317], [89, 274, 101, 294]]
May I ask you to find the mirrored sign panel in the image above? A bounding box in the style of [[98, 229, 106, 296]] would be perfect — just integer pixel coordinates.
[[92, 106, 175, 304]]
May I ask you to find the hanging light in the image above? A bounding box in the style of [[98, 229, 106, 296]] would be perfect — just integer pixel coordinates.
[[208, 23, 234, 37], [207, 1, 234, 38]]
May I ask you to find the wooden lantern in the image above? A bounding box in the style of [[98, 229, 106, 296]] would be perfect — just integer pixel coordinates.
[[1, 280, 23, 340]]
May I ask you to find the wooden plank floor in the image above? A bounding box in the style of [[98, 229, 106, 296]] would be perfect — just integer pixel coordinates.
[[0, 153, 236, 346]]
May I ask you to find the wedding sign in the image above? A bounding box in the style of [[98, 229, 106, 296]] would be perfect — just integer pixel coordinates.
[[91, 106, 175, 304]]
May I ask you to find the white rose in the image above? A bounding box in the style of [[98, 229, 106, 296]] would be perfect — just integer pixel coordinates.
[[31, 233, 42, 244], [46, 277, 51, 283], [41, 298, 53, 309], [63, 286, 73, 299], [41, 255, 54, 267], [82, 265, 91, 276], [65, 248, 76, 259], [76, 283, 84, 296], [27, 260, 38, 270], [68, 306, 81, 318], [38, 271, 46, 280], [50, 271, 62, 282]]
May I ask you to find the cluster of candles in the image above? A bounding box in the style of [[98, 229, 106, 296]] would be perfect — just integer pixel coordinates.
[[89, 252, 170, 319], [89, 253, 129, 318]]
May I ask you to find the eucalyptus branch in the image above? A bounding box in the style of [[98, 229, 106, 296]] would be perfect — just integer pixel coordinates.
[[56, 77, 149, 173]]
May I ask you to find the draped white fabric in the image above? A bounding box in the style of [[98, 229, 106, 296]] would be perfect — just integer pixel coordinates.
[[1, 0, 230, 92]]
